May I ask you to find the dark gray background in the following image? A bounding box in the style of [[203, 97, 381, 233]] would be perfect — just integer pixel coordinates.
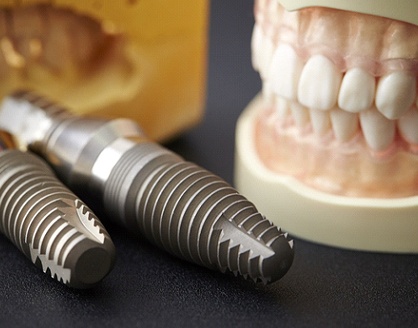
[[1, 1, 417, 327]]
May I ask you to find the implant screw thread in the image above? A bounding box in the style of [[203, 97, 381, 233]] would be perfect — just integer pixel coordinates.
[[105, 143, 294, 283], [0, 91, 294, 283], [0, 150, 114, 288]]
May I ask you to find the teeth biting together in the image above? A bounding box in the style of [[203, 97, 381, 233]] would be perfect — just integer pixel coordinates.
[[252, 0, 418, 198]]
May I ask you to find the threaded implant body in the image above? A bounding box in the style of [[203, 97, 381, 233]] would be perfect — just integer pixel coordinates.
[[104, 143, 293, 282], [0, 91, 294, 283], [0, 150, 115, 288]]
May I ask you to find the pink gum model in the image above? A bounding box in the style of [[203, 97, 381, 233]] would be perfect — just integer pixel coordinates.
[[252, 0, 418, 198]]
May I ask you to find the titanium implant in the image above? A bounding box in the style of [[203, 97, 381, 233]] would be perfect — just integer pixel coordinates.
[[0, 91, 294, 283], [0, 130, 115, 288]]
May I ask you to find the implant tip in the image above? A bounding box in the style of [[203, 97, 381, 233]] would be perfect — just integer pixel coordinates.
[[64, 238, 115, 289], [260, 234, 294, 284], [214, 212, 293, 284]]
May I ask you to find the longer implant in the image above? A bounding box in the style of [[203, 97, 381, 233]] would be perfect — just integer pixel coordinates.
[[0, 130, 115, 288], [0, 91, 294, 283]]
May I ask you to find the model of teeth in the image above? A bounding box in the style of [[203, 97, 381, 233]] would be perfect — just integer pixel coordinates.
[[235, 0, 418, 252]]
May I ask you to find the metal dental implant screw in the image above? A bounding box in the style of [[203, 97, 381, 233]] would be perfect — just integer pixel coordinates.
[[0, 130, 115, 288], [0, 91, 294, 283]]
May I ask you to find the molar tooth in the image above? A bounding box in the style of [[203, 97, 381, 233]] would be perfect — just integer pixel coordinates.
[[290, 101, 309, 128], [338, 68, 375, 113], [375, 71, 416, 120], [298, 55, 342, 111], [268, 44, 303, 100], [359, 107, 395, 151], [330, 108, 359, 142], [398, 107, 418, 145], [309, 108, 330, 136]]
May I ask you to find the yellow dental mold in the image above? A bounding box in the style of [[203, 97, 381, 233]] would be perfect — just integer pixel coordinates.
[[0, 0, 208, 141]]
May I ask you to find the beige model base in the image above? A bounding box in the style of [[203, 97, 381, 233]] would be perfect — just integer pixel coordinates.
[[278, 0, 418, 26], [234, 96, 418, 253]]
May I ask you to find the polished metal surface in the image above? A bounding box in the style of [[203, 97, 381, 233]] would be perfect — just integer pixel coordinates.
[[0, 132, 115, 288], [0, 91, 294, 283]]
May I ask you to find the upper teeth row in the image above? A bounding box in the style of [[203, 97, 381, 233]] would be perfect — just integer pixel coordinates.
[[252, 24, 418, 152], [252, 24, 418, 122]]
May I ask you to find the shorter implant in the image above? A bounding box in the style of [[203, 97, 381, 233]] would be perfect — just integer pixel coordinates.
[[0, 91, 294, 283], [0, 130, 115, 288]]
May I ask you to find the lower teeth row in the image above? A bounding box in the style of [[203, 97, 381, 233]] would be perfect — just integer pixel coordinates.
[[256, 99, 418, 198], [264, 95, 418, 154]]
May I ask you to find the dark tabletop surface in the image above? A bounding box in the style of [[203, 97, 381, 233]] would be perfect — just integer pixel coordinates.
[[1, 1, 417, 327]]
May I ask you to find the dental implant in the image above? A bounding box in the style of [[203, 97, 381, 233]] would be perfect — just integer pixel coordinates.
[[0, 91, 294, 283], [0, 130, 115, 288]]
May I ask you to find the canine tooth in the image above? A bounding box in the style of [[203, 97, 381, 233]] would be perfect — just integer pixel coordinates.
[[375, 71, 416, 119], [398, 107, 418, 144], [298, 55, 342, 111], [290, 101, 309, 128], [309, 108, 330, 136], [338, 68, 375, 113], [330, 108, 359, 142], [268, 44, 303, 100], [359, 107, 395, 151]]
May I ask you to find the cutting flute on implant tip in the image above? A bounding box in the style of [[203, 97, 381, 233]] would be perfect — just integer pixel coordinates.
[[0, 91, 294, 284], [0, 129, 115, 288]]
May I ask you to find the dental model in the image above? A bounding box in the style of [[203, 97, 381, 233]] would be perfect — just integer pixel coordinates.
[[235, 0, 418, 252]]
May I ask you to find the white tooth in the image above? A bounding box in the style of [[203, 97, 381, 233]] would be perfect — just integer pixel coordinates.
[[290, 101, 309, 128], [268, 44, 303, 100], [262, 38, 275, 80], [359, 107, 395, 151], [398, 107, 418, 144], [338, 68, 375, 113], [258, 34, 275, 80], [251, 24, 263, 71], [309, 108, 330, 136], [275, 97, 290, 119], [298, 55, 342, 111], [375, 71, 416, 119], [330, 108, 359, 142]]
